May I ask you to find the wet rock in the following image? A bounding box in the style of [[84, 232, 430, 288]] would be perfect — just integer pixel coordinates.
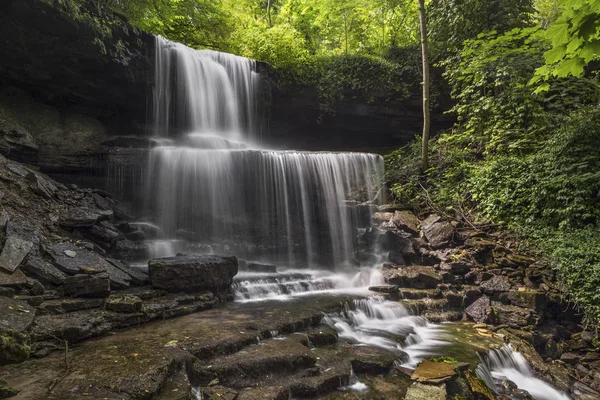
[[411, 360, 457, 383], [0, 329, 30, 365], [105, 294, 143, 313], [507, 290, 547, 311], [391, 210, 419, 235], [59, 207, 104, 228], [149, 254, 238, 293], [351, 346, 398, 374], [101, 136, 158, 148], [125, 229, 146, 241], [237, 386, 288, 400], [0, 236, 33, 273], [87, 220, 124, 246], [494, 305, 539, 327], [384, 266, 442, 289], [464, 295, 495, 324], [370, 285, 400, 297], [63, 273, 110, 298], [400, 288, 440, 299], [443, 290, 464, 308], [388, 251, 407, 266], [421, 214, 453, 249], [379, 231, 417, 261], [247, 262, 277, 273], [480, 276, 511, 295], [107, 258, 148, 286], [112, 239, 148, 261], [201, 386, 238, 400], [301, 326, 338, 347], [354, 250, 379, 264], [21, 256, 67, 285], [405, 382, 447, 400]]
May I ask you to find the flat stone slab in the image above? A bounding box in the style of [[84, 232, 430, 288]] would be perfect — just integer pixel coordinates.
[[46, 243, 131, 289], [0, 295, 345, 399], [411, 360, 456, 383], [0, 297, 36, 331], [149, 254, 238, 293], [0, 236, 33, 273]]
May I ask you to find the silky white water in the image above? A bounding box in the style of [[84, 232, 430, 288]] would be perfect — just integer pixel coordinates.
[[476, 345, 570, 400], [147, 36, 384, 267]]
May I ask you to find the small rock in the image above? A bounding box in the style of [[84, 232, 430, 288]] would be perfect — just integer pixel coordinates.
[[560, 352, 580, 365], [59, 207, 103, 228], [0, 236, 33, 273], [0, 297, 36, 331], [411, 360, 457, 383], [373, 212, 394, 224], [64, 250, 77, 258], [383, 265, 442, 289], [351, 346, 399, 374], [21, 257, 67, 285], [301, 326, 338, 347], [494, 305, 539, 327], [0, 329, 31, 365]]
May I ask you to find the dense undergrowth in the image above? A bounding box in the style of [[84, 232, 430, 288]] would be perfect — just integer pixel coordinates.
[[385, 23, 600, 324]]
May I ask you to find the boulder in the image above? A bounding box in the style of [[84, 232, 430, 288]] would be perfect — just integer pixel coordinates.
[[373, 212, 394, 224], [62, 273, 110, 298], [560, 352, 579, 365], [112, 239, 148, 261], [0, 379, 19, 398], [26, 172, 57, 200], [87, 220, 124, 246], [464, 295, 494, 324], [21, 256, 67, 285], [0, 269, 29, 289], [301, 326, 338, 347], [0, 236, 33, 273], [149, 255, 238, 293], [421, 214, 453, 249], [480, 276, 511, 295], [391, 210, 420, 235], [107, 258, 148, 286], [0, 297, 36, 331], [384, 266, 442, 289]]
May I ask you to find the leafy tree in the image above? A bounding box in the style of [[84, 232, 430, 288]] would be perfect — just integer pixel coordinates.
[[531, 0, 600, 88]]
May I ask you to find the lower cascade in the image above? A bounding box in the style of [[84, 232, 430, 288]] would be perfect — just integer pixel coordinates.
[[476, 345, 570, 400]]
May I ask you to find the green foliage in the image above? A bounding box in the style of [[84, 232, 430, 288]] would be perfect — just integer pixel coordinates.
[[532, 0, 600, 86]]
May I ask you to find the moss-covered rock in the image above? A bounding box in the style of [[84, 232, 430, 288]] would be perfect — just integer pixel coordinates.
[[0, 380, 19, 399], [0, 329, 30, 365]]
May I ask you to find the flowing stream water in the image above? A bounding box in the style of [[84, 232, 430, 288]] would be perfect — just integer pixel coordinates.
[[148, 36, 569, 399]]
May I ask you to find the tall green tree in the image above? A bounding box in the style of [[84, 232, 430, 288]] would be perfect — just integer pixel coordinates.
[[418, 0, 430, 171]]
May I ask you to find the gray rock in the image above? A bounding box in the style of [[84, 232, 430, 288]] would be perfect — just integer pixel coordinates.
[[351, 346, 398, 374], [37, 298, 105, 314], [59, 207, 103, 228], [107, 258, 148, 286], [247, 263, 277, 273], [378, 231, 417, 261], [388, 251, 407, 266], [495, 305, 539, 327], [0, 236, 33, 273], [480, 276, 511, 295], [21, 256, 67, 285], [507, 290, 547, 311], [87, 220, 124, 246], [0, 297, 36, 331], [149, 254, 238, 293], [46, 243, 130, 289], [26, 172, 57, 199], [464, 295, 494, 323], [560, 352, 579, 365], [422, 214, 454, 249], [383, 266, 442, 289], [0, 269, 29, 289], [0, 328, 31, 366], [63, 273, 110, 298], [112, 239, 148, 261]]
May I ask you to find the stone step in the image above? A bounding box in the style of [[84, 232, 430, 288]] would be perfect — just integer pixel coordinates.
[[194, 339, 317, 388]]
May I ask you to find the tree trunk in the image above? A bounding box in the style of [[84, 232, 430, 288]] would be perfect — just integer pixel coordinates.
[[418, 0, 430, 172], [267, 0, 272, 27]]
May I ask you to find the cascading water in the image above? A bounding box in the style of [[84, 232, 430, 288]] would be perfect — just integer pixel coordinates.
[[476, 345, 570, 400], [146, 36, 384, 267]]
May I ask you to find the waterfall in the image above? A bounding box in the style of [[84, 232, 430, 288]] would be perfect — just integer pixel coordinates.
[[146, 36, 384, 267], [476, 345, 570, 400]]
